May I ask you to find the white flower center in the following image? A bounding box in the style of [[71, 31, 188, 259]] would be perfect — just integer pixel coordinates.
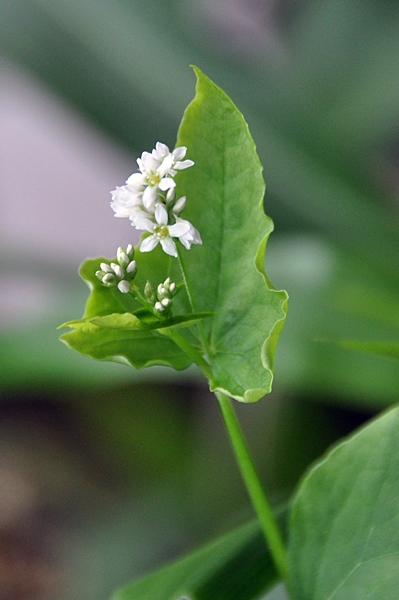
[[155, 225, 169, 238], [146, 172, 161, 187]]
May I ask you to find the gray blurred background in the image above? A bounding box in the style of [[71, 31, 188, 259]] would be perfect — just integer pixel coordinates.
[[1, 1, 399, 598]]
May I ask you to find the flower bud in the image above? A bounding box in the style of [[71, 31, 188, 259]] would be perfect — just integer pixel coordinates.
[[118, 280, 131, 294], [166, 187, 176, 203], [126, 260, 137, 276], [144, 281, 156, 303], [117, 247, 130, 268], [102, 273, 117, 286], [173, 196, 186, 214], [100, 262, 113, 273], [95, 250, 136, 293], [111, 263, 124, 279]]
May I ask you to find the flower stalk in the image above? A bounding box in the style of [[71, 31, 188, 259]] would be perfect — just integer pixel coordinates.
[[216, 391, 289, 583]]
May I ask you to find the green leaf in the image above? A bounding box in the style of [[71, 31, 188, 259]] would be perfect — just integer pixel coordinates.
[[332, 339, 399, 362], [62, 312, 141, 330], [175, 67, 288, 402], [112, 520, 278, 600], [60, 256, 192, 371], [81, 251, 170, 318], [61, 311, 214, 332], [288, 404, 399, 599], [59, 70, 287, 390], [89, 312, 214, 331]]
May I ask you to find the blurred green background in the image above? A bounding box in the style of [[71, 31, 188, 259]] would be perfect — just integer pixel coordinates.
[[1, 1, 399, 598]]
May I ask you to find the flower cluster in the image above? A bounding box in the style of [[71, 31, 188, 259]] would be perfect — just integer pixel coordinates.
[[144, 277, 177, 314], [111, 142, 201, 258], [95, 245, 137, 293]]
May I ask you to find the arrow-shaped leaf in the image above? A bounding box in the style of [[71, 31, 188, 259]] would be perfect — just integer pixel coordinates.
[[174, 68, 288, 402]]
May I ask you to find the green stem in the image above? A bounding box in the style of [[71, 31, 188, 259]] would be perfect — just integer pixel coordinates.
[[129, 286, 156, 313], [216, 391, 288, 582], [176, 246, 196, 313], [163, 328, 212, 381], [174, 248, 288, 581], [176, 246, 209, 352]]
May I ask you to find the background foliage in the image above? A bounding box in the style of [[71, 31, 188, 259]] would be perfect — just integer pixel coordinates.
[[1, 1, 399, 599]]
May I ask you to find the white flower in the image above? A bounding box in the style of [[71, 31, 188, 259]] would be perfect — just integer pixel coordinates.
[[151, 142, 194, 175], [136, 203, 191, 258], [127, 161, 175, 211], [174, 217, 202, 250], [110, 186, 146, 222], [125, 142, 194, 211], [110, 142, 194, 216], [110, 143, 200, 258]]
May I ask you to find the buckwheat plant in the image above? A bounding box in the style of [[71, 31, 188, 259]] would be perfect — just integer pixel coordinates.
[[60, 68, 399, 600]]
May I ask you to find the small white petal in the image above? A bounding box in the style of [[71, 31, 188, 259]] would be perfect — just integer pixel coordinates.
[[155, 301, 164, 311], [155, 203, 168, 226], [175, 218, 202, 249], [193, 229, 202, 244], [125, 195, 144, 208], [122, 194, 143, 207], [160, 237, 177, 257], [158, 154, 174, 177], [179, 236, 190, 250], [174, 159, 194, 170], [172, 146, 187, 161], [118, 280, 131, 293], [142, 185, 158, 209], [110, 185, 143, 218], [126, 172, 145, 188], [110, 186, 128, 202], [129, 209, 152, 225], [111, 203, 135, 218], [168, 222, 190, 237], [187, 225, 202, 245], [134, 216, 155, 232], [158, 177, 176, 191], [161, 298, 171, 307], [155, 142, 170, 159], [110, 185, 124, 199], [126, 244, 134, 256], [140, 235, 159, 253], [140, 152, 158, 173]]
